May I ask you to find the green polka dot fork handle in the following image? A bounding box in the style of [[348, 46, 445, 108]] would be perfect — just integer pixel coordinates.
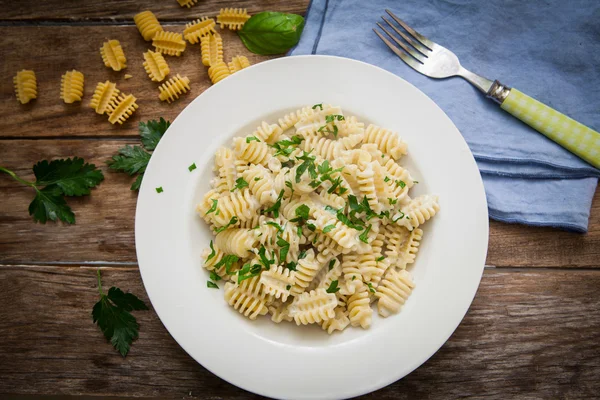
[[374, 10, 600, 169], [487, 81, 600, 169]]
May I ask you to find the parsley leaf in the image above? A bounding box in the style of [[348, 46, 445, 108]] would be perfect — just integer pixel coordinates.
[[328, 259, 336, 271], [213, 254, 239, 275], [384, 176, 391, 183], [388, 198, 398, 205], [238, 263, 262, 283], [209, 271, 221, 282], [295, 150, 316, 183], [1, 157, 104, 224], [206, 240, 216, 262], [359, 224, 372, 243], [107, 145, 151, 189], [392, 211, 406, 223], [367, 282, 376, 293], [270, 136, 303, 157], [291, 204, 310, 222], [155, 187, 163, 193], [246, 136, 261, 143], [326, 280, 340, 294], [312, 103, 323, 110], [286, 261, 297, 271], [207, 281, 219, 289], [205, 199, 218, 215], [396, 180, 406, 189], [298, 250, 307, 259], [337, 210, 364, 230], [285, 180, 294, 195], [262, 189, 285, 218], [92, 270, 148, 357], [258, 246, 275, 270], [214, 216, 239, 233], [231, 177, 249, 191], [139, 117, 170, 151], [325, 114, 345, 123], [188, 163, 197, 172], [376, 256, 385, 262], [324, 205, 339, 214], [286, 284, 292, 290], [277, 235, 290, 263], [322, 224, 336, 233], [266, 221, 283, 232]]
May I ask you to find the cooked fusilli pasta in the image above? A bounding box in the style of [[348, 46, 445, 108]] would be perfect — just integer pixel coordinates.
[[196, 105, 439, 333]]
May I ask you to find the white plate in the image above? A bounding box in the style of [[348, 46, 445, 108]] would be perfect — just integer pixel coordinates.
[[135, 55, 488, 400]]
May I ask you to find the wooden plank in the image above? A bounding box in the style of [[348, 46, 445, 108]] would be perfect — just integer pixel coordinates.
[[0, 25, 279, 138], [0, 266, 598, 398], [0, 0, 309, 21], [1, 139, 599, 267]]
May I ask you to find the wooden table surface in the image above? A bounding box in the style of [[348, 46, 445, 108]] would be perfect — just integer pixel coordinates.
[[1, 1, 599, 398]]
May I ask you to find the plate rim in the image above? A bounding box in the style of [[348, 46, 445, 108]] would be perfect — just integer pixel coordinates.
[[135, 54, 489, 399]]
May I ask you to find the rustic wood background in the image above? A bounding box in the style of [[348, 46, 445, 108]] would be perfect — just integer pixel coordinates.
[[0, 1, 599, 398]]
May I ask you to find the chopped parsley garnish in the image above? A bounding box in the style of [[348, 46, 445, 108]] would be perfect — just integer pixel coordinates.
[[262, 189, 285, 217], [388, 198, 398, 205], [396, 180, 406, 189], [286, 284, 292, 290], [285, 180, 294, 195], [351, 276, 356, 281], [205, 199, 218, 215], [214, 216, 238, 233], [376, 256, 385, 262], [213, 254, 239, 275], [277, 235, 290, 263], [286, 261, 297, 271], [325, 114, 345, 123], [392, 211, 406, 223], [238, 263, 262, 283], [155, 187, 163, 193], [367, 282, 376, 293], [324, 205, 339, 214], [257, 246, 275, 270], [326, 280, 340, 294], [328, 259, 336, 271], [266, 221, 283, 232], [231, 177, 249, 191], [209, 271, 222, 282], [206, 240, 216, 262], [295, 150, 317, 183], [384, 176, 390, 183], [298, 250, 307, 259], [246, 136, 261, 143], [414, 180, 419, 184], [307, 223, 317, 231], [322, 224, 336, 233], [270, 136, 303, 157], [318, 123, 339, 137], [207, 281, 219, 289], [312, 103, 323, 110], [359, 224, 372, 243], [188, 163, 197, 172], [312, 233, 319, 244], [337, 210, 364, 230], [254, 177, 261, 181], [327, 176, 344, 194], [291, 204, 310, 222], [297, 225, 303, 236]]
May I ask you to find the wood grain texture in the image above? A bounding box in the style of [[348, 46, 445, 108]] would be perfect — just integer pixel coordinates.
[[0, 25, 278, 138], [1, 139, 599, 266], [0, 0, 309, 21], [0, 265, 598, 398]]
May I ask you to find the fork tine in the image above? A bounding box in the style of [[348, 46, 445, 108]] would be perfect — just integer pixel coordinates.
[[385, 9, 434, 50], [373, 29, 424, 71], [381, 16, 431, 56], [376, 22, 425, 63]]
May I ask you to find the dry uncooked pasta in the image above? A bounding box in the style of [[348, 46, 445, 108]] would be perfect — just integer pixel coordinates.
[[14, 69, 37, 104], [90, 81, 120, 114], [107, 93, 138, 125], [143, 50, 170, 82], [200, 32, 223, 67], [197, 105, 440, 333], [158, 74, 190, 103], [100, 40, 127, 71], [152, 31, 186, 56], [208, 62, 231, 84], [134, 10, 163, 41], [217, 8, 251, 30], [177, 0, 198, 8], [184, 17, 216, 44], [60, 70, 84, 104], [228, 56, 251, 74]]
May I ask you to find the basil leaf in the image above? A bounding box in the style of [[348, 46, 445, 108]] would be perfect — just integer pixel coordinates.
[[238, 12, 305, 55]]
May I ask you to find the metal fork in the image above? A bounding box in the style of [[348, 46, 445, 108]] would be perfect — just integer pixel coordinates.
[[374, 10, 600, 169]]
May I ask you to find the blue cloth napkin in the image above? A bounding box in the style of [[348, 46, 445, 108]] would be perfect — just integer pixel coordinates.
[[289, 0, 599, 232]]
